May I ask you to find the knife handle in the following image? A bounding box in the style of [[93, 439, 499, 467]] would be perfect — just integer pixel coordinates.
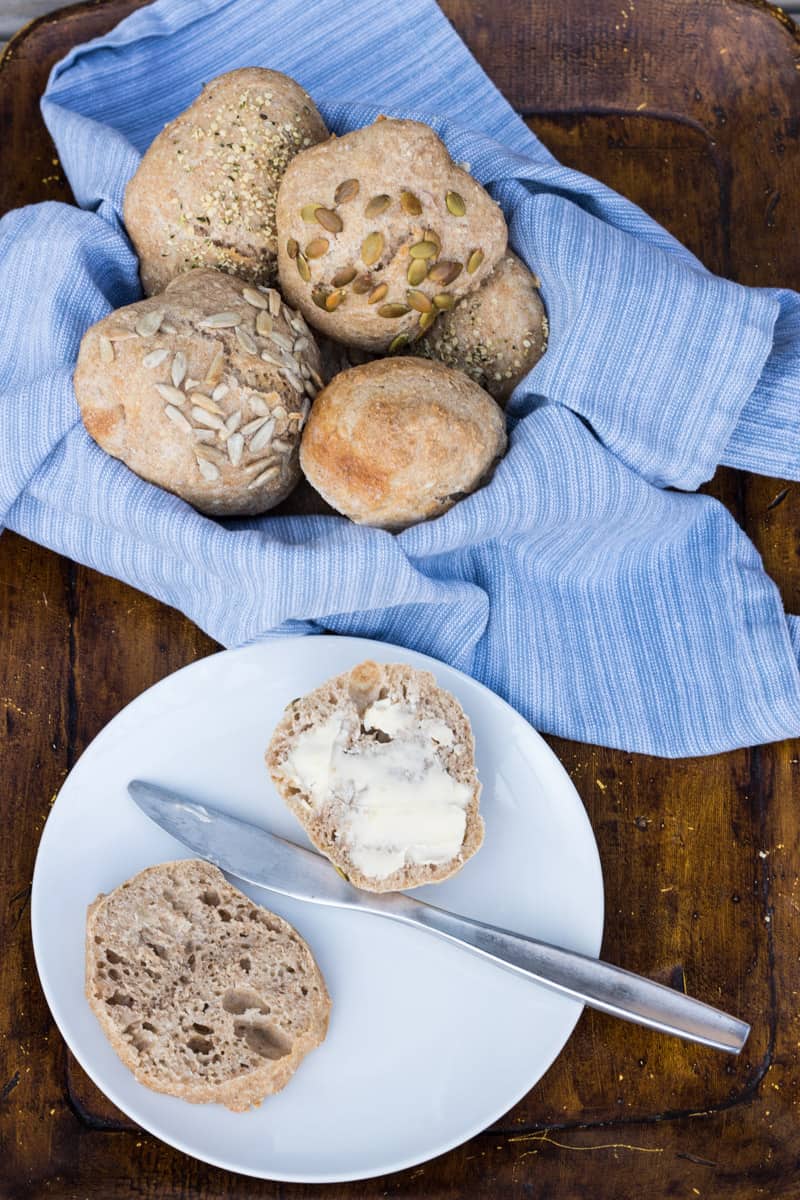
[[376, 895, 749, 1054]]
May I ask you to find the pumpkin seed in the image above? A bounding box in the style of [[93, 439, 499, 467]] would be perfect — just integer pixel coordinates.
[[305, 237, 329, 259], [406, 290, 433, 313], [296, 254, 311, 282], [409, 240, 438, 259], [331, 266, 357, 288], [300, 204, 320, 222], [351, 273, 374, 294], [407, 259, 428, 286], [467, 248, 484, 274], [424, 228, 441, 253], [400, 190, 422, 216], [445, 190, 466, 216], [335, 179, 359, 204], [428, 259, 462, 286], [364, 194, 391, 218], [388, 333, 410, 353], [368, 282, 389, 305], [361, 232, 384, 266], [418, 310, 437, 332], [315, 207, 343, 233], [433, 292, 456, 310], [325, 290, 346, 312], [378, 303, 411, 318], [311, 287, 329, 310]]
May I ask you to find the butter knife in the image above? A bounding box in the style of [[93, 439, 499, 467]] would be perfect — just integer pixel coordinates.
[[128, 779, 750, 1054]]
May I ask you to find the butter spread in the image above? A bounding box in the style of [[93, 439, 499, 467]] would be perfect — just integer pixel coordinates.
[[282, 701, 470, 879]]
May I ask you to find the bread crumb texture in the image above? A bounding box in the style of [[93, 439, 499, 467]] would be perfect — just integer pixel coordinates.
[[85, 859, 330, 1111], [267, 660, 484, 892]]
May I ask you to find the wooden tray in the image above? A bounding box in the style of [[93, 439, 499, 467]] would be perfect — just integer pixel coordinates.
[[1, 1, 799, 1196]]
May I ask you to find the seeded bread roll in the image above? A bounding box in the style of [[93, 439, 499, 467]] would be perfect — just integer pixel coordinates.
[[299, 357, 507, 529], [74, 268, 324, 517], [86, 859, 330, 1111], [267, 660, 483, 892], [124, 68, 329, 295], [276, 118, 507, 352], [412, 251, 548, 403]]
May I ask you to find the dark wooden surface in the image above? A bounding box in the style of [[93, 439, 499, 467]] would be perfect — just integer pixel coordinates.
[[2, 0, 800, 1196]]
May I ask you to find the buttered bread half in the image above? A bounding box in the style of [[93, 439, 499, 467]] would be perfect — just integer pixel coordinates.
[[266, 660, 483, 892]]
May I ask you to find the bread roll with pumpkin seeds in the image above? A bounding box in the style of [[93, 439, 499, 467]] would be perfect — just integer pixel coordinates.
[[412, 251, 548, 403], [276, 118, 507, 353], [74, 268, 324, 517], [299, 357, 507, 530], [124, 68, 328, 295]]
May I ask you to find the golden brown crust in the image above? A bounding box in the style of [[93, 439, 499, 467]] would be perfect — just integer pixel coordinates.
[[299, 357, 507, 529], [73, 268, 323, 517], [413, 251, 548, 403], [276, 119, 507, 352], [124, 68, 329, 295]]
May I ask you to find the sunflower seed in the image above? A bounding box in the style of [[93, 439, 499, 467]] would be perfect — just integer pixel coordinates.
[[196, 444, 226, 463], [248, 464, 281, 489], [304, 378, 318, 399], [433, 292, 456, 310], [351, 273, 373, 294], [256, 310, 273, 338], [286, 237, 300, 260], [407, 289, 433, 313], [155, 383, 186, 406], [361, 232, 384, 266], [106, 327, 138, 342], [445, 190, 466, 216], [296, 254, 311, 282], [193, 429, 216, 443], [249, 419, 276, 453], [315, 208, 343, 233], [335, 178, 360, 204], [428, 259, 462, 286], [161, 322, 178, 335], [191, 406, 225, 430], [418, 310, 437, 332], [170, 351, 186, 387], [294, 336, 310, 354], [305, 237, 329, 259], [242, 286, 269, 309], [196, 456, 220, 482], [287, 411, 305, 422], [213, 383, 230, 402], [204, 345, 225, 385], [261, 350, 284, 369], [99, 336, 115, 364], [325, 290, 346, 312], [224, 409, 242, 433], [407, 259, 428, 286], [190, 393, 224, 416], [164, 404, 191, 431], [267, 290, 282, 317], [136, 309, 165, 337], [242, 416, 269, 436], [365, 194, 391, 218], [272, 405, 287, 422], [272, 438, 293, 454], [185, 378, 203, 391], [235, 326, 258, 355], [249, 396, 270, 417], [400, 190, 422, 216], [269, 331, 293, 352], [409, 240, 438, 259], [300, 204, 321, 221], [388, 332, 410, 352], [309, 367, 324, 389], [368, 282, 388, 305], [226, 432, 244, 466], [198, 311, 241, 329], [467, 248, 484, 274], [331, 266, 357, 288], [378, 303, 411, 318], [290, 315, 309, 335], [281, 367, 305, 391]]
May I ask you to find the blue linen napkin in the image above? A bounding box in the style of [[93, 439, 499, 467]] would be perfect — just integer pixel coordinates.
[[2, 0, 800, 756]]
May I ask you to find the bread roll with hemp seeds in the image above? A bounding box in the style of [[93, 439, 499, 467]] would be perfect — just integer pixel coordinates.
[[124, 68, 329, 295], [412, 251, 548, 403], [74, 268, 324, 517], [266, 660, 483, 892], [299, 357, 507, 529], [86, 859, 330, 1111], [276, 118, 507, 353]]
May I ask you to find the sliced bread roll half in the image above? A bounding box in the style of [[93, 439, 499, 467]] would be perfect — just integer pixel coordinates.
[[86, 859, 330, 1111], [266, 660, 483, 892]]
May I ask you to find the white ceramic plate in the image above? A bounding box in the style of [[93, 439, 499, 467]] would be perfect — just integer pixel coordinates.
[[31, 635, 603, 1183]]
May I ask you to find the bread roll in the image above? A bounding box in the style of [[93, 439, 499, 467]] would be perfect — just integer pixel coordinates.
[[413, 251, 548, 402], [276, 118, 507, 352], [299, 357, 507, 529], [74, 268, 323, 517], [124, 68, 329, 295], [267, 660, 483, 892], [86, 859, 330, 1111]]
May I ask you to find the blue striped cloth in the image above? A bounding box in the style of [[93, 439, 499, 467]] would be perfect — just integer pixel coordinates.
[[2, 0, 800, 756]]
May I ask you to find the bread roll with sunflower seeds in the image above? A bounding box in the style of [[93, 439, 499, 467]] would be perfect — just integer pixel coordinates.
[[124, 68, 328, 295], [299, 357, 507, 529], [74, 268, 324, 517], [276, 118, 507, 353], [412, 251, 548, 403]]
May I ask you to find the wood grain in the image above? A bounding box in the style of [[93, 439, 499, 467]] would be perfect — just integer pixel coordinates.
[[1, 0, 799, 1196]]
